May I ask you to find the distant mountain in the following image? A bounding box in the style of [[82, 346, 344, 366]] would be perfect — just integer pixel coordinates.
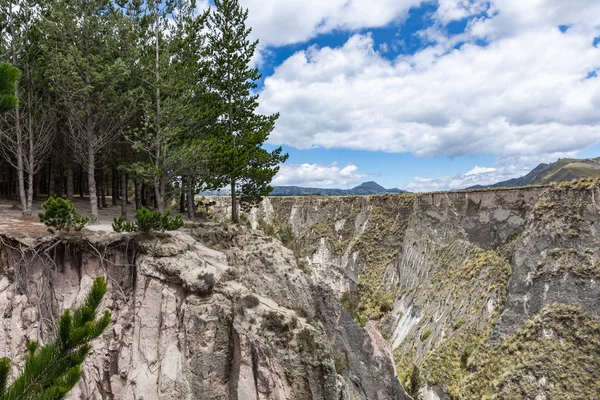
[[270, 181, 407, 196], [468, 157, 600, 189]]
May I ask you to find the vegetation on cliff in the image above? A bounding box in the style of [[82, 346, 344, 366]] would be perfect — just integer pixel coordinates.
[[463, 304, 600, 399], [0, 277, 109, 400]]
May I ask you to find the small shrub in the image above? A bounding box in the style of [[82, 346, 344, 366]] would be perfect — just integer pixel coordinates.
[[421, 329, 433, 341], [238, 212, 251, 227], [297, 259, 311, 274], [241, 294, 260, 309], [277, 225, 296, 250], [262, 311, 287, 333], [112, 207, 183, 233], [340, 291, 360, 320], [112, 216, 136, 233], [406, 364, 421, 397], [297, 328, 321, 353], [257, 216, 276, 236], [333, 350, 350, 374], [454, 318, 466, 330], [38, 197, 89, 233], [198, 273, 216, 295]]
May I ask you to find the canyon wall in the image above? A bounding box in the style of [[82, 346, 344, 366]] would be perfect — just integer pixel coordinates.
[[211, 183, 600, 399], [0, 225, 407, 400]]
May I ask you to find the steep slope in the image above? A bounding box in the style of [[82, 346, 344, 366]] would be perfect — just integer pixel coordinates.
[[211, 181, 600, 399], [469, 157, 600, 189], [0, 224, 407, 400]]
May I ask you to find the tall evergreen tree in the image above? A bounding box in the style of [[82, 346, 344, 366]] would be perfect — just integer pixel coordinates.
[[44, 0, 135, 223], [206, 0, 287, 223], [0, 277, 110, 400]]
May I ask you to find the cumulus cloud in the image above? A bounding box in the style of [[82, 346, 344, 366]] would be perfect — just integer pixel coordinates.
[[240, 0, 424, 47], [272, 163, 368, 188], [466, 166, 496, 176], [258, 0, 600, 163], [404, 165, 529, 192]]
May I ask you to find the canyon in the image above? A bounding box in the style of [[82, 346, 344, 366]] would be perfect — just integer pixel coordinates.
[[212, 181, 600, 399], [1, 180, 599, 399]]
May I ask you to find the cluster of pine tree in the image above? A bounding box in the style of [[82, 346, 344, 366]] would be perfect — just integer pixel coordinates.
[[0, 0, 288, 223]]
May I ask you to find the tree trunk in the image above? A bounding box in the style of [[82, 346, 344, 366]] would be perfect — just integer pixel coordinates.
[[48, 160, 55, 197], [88, 134, 98, 223], [135, 178, 142, 210], [96, 170, 103, 210], [79, 165, 84, 198], [230, 178, 238, 223], [66, 159, 74, 200], [125, 173, 131, 204], [100, 168, 107, 208], [154, 178, 165, 213], [112, 166, 118, 205], [8, 0, 27, 215], [187, 186, 195, 221], [120, 170, 128, 219], [179, 190, 185, 214], [141, 182, 147, 208]]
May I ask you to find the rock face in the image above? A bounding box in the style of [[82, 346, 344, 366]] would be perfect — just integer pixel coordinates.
[[0, 224, 408, 400], [210, 183, 600, 398]]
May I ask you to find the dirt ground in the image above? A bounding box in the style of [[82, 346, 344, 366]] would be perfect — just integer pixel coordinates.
[[0, 196, 140, 237]]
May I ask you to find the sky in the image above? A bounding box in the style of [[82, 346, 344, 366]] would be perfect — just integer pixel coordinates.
[[214, 0, 600, 192]]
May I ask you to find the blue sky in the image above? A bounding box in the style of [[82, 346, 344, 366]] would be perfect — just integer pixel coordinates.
[[230, 0, 600, 191]]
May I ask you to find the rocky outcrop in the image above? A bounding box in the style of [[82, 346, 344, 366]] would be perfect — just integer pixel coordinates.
[[209, 183, 600, 398], [0, 224, 408, 400]]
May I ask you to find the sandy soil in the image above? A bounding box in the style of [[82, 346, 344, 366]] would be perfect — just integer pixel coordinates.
[[0, 196, 141, 236]]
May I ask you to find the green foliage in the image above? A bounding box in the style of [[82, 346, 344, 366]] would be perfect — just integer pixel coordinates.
[[112, 216, 137, 233], [453, 318, 466, 330], [0, 277, 110, 400], [0, 63, 21, 113], [112, 207, 184, 233], [420, 329, 432, 341], [204, 0, 288, 221], [257, 217, 276, 236], [297, 259, 311, 274], [402, 364, 421, 398], [462, 304, 600, 399], [38, 197, 89, 233], [333, 350, 350, 375], [276, 225, 297, 251], [340, 291, 361, 322]]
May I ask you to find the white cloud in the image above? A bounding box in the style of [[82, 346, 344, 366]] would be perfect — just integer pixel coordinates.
[[240, 0, 424, 47], [404, 165, 528, 192], [259, 0, 600, 162], [466, 166, 496, 175], [272, 163, 368, 188]]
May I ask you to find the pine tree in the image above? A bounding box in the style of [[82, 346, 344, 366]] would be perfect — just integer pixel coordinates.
[[0, 63, 20, 113], [0, 277, 110, 400], [206, 0, 288, 223]]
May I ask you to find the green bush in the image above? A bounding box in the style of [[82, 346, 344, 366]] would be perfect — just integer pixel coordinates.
[[38, 197, 89, 233], [333, 350, 350, 374], [421, 329, 433, 341], [277, 225, 297, 250], [112, 207, 184, 233], [257, 216, 276, 236], [112, 216, 137, 233]]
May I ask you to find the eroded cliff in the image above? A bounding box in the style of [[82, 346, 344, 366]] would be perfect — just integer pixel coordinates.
[[211, 181, 600, 399], [0, 224, 407, 399]]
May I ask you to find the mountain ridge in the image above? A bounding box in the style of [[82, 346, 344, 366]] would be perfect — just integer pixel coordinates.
[[270, 181, 407, 196], [468, 157, 600, 189]]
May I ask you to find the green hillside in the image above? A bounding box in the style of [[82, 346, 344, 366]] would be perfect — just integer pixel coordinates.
[[470, 157, 600, 189]]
